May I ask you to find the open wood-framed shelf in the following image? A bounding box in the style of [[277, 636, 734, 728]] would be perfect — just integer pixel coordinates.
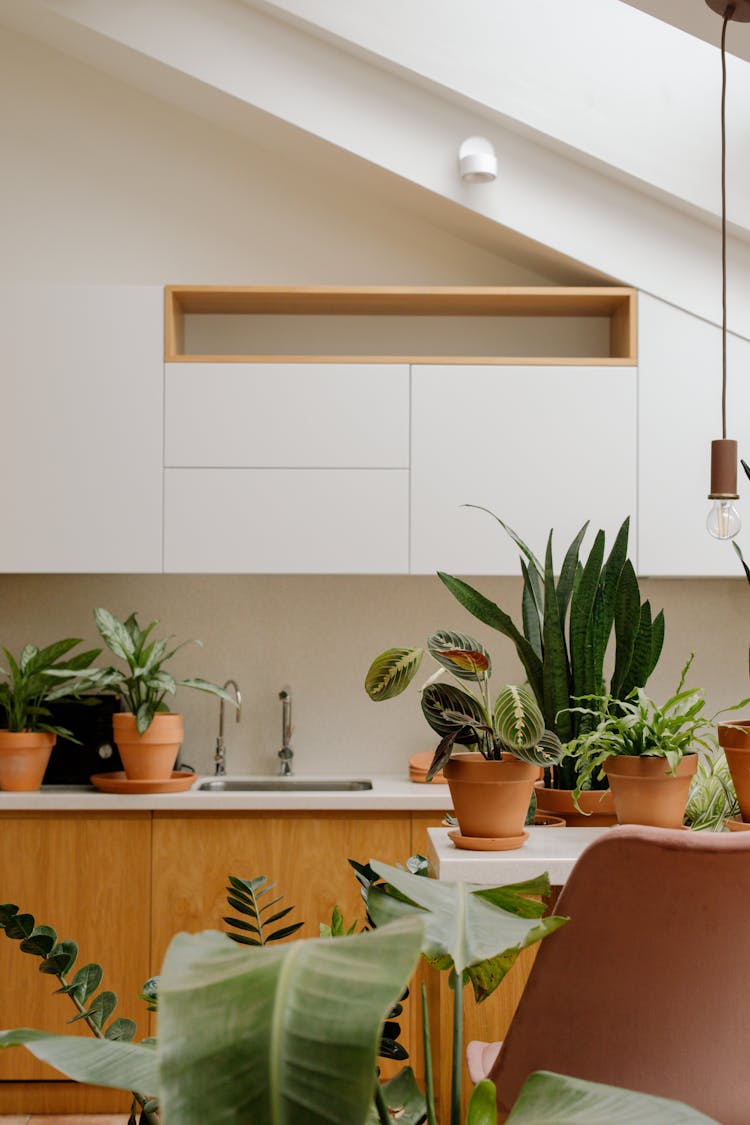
[[164, 285, 637, 365]]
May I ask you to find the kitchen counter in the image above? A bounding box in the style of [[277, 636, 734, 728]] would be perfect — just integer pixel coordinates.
[[427, 825, 610, 884], [0, 774, 455, 812]]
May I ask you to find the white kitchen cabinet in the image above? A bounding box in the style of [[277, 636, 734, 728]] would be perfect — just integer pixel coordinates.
[[164, 468, 409, 572], [410, 364, 638, 575], [638, 293, 750, 576], [164, 363, 408, 468], [0, 285, 163, 572]]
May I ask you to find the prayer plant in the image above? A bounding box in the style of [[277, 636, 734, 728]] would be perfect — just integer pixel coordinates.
[[365, 629, 563, 781]]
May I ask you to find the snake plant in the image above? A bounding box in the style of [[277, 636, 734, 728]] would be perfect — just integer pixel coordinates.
[[365, 629, 563, 781], [438, 511, 665, 789]]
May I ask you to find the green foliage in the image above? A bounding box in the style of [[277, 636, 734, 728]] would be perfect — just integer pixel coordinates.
[[505, 1071, 718, 1124], [0, 900, 157, 1123], [0, 638, 106, 735], [438, 512, 665, 789], [224, 874, 304, 946], [684, 749, 739, 831], [320, 905, 359, 938], [567, 655, 750, 796], [365, 628, 563, 781], [93, 607, 238, 735]]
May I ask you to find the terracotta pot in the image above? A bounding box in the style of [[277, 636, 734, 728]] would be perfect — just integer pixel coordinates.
[[443, 753, 538, 843], [532, 812, 567, 828], [603, 753, 698, 829], [0, 731, 56, 791], [534, 782, 617, 827], [718, 721, 750, 823], [112, 713, 184, 781]]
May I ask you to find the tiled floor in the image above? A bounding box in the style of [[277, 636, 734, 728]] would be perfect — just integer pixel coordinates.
[[0, 1117, 130, 1124]]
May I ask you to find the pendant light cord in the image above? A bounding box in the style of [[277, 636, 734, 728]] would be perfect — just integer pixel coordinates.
[[721, 7, 733, 439]]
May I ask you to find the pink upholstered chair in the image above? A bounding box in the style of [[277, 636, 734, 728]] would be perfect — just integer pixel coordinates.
[[469, 825, 750, 1124]]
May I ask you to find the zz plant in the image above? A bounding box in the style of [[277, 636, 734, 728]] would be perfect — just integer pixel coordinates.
[[437, 512, 665, 790], [365, 629, 563, 781]]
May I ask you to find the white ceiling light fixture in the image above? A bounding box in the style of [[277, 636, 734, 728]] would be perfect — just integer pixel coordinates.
[[458, 136, 497, 183]]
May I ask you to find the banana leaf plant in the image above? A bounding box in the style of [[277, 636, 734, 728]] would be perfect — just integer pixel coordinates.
[[0, 870, 715, 1125], [437, 512, 665, 790], [365, 629, 563, 781]]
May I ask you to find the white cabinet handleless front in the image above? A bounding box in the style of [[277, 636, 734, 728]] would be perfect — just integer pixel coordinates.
[[165, 363, 409, 468], [410, 364, 638, 575], [163, 363, 409, 572], [0, 285, 163, 572]]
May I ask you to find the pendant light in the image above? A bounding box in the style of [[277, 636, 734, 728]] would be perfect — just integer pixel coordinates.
[[705, 1, 750, 539]]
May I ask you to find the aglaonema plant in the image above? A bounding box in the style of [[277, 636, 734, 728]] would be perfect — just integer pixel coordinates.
[[0, 639, 106, 735], [437, 512, 665, 790]]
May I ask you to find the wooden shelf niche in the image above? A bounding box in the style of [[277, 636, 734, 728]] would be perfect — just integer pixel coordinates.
[[164, 285, 637, 366]]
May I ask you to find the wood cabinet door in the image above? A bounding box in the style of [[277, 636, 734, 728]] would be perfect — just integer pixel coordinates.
[[0, 285, 163, 572], [0, 813, 152, 1083], [410, 364, 637, 575]]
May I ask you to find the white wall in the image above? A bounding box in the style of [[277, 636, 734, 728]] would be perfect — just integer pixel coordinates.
[[1, 28, 748, 779]]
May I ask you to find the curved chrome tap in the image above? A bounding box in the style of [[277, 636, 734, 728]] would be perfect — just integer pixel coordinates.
[[278, 686, 294, 776], [215, 679, 241, 777]]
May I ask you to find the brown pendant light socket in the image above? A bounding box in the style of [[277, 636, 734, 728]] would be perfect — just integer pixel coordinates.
[[709, 438, 739, 498]]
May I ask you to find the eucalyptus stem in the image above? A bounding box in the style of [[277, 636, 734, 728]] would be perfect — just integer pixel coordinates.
[[450, 972, 464, 1125], [373, 1078, 391, 1125], [421, 982, 438, 1125]]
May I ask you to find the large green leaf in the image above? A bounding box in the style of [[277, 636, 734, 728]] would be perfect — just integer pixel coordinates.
[[366, 1067, 427, 1125], [493, 685, 544, 750], [157, 920, 424, 1125], [591, 517, 630, 683], [427, 630, 491, 682], [367, 862, 567, 1003], [437, 573, 544, 706], [555, 522, 589, 625], [365, 648, 425, 701], [611, 560, 641, 699], [467, 1079, 498, 1125], [421, 683, 487, 744], [505, 1071, 718, 1124], [569, 530, 605, 711], [0, 1029, 157, 1094], [541, 534, 571, 742]]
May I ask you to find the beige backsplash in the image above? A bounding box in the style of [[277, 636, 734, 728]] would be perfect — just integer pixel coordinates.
[[0, 574, 747, 778]]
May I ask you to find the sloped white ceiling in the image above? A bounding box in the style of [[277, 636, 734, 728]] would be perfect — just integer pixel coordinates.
[[2, 0, 750, 335]]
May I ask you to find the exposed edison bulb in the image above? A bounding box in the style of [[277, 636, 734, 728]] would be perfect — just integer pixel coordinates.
[[706, 499, 742, 540]]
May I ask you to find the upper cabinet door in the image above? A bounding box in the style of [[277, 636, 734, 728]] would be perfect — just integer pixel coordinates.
[[639, 294, 750, 577], [0, 286, 163, 572], [410, 364, 638, 576], [165, 363, 409, 468]]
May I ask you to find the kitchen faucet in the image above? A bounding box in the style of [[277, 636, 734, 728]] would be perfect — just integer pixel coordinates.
[[214, 679, 241, 776], [278, 686, 293, 776]]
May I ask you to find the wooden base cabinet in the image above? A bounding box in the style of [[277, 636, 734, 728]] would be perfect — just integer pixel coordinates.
[[0, 808, 536, 1114], [0, 813, 151, 1114]]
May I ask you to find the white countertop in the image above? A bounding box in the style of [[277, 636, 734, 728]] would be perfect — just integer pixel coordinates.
[[0, 775, 455, 813], [427, 825, 610, 884]]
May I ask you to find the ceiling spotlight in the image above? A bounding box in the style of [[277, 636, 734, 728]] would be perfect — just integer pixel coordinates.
[[458, 136, 497, 183]]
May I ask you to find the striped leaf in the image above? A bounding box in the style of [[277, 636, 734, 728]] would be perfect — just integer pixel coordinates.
[[542, 533, 572, 742], [365, 648, 424, 701], [555, 522, 589, 624], [511, 729, 563, 767], [569, 530, 605, 714], [421, 683, 486, 744], [611, 560, 641, 699], [493, 685, 544, 751], [428, 630, 491, 681], [591, 516, 630, 682]]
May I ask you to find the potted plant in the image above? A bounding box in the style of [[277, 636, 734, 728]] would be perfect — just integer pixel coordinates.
[[565, 655, 749, 828], [437, 512, 664, 825], [0, 638, 104, 791], [93, 608, 237, 781], [365, 629, 563, 848]]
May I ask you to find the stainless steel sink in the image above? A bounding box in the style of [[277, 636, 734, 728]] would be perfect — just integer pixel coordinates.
[[197, 778, 373, 793]]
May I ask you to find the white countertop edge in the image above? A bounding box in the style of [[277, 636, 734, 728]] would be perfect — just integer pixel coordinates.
[[427, 825, 611, 884], [0, 775, 455, 812]]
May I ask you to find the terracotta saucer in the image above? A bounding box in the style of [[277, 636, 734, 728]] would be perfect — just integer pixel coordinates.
[[90, 770, 196, 794], [724, 817, 750, 832], [448, 828, 529, 852]]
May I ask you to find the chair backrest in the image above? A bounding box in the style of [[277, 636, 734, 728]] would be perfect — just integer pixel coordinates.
[[489, 825, 750, 1123]]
